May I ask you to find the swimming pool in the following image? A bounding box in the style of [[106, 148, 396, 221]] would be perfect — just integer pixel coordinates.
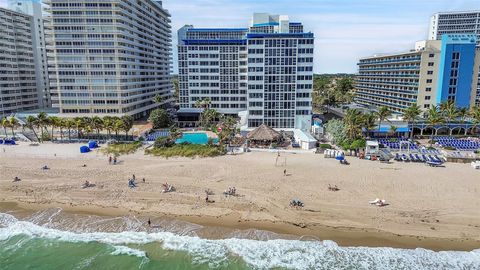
[[175, 133, 218, 145]]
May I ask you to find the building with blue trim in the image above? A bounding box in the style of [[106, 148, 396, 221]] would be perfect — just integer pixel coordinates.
[[355, 34, 480, 113], [178, 13, 314, 130]]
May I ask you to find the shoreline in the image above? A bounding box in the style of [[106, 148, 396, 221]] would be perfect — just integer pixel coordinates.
[[2, 201, 479, 252], [1, 142, 480, 253]]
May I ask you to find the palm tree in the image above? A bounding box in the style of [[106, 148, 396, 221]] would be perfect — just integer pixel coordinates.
[[74, 117, 84, 140], [361, 112, 377, 139], [457, 107, 469, 136], [402, 104, 422, 140], [113, 118, 123, 139], [375, 106, 391, 136], [469, 106, 480, 135], [343, 109, 364, 141], [65, 119, 75, 142], [48, 116, 60, 141], [58, 118, 66, 141], [439, 101, 459, 135], [1, 117, 9, 137], [426, 106, 445, 146], [26, 116, 40, 142], [91, 116, 104, 139], [103, 116, 114, 139], [121, 115, 134, 140], [8, 117, 20, 137], [390, 125, 398, 137], [36, 112, 49, 136]]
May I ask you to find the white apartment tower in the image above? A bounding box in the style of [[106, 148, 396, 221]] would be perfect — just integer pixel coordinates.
[[247, 13, 314, 130], [178, 13, 314, 130], [0, 7, 39, 116], [45, 0, 173, 118], [177, 26, 249, 116], [8, 0, 50, 108]]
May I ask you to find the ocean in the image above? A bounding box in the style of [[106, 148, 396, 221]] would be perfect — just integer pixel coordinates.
[[1, 209, 479, 270]]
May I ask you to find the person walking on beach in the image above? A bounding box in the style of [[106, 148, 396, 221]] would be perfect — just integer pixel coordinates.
[[108, 156, 112, 164], [147, 218, 151, 227], [132, 174, 136, 181], [113, 156, 117, 165], [284, 169, 287, 176], [142, 178, 146, 183]]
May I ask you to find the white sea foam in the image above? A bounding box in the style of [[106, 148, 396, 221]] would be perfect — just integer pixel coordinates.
[[1, 212, 480, 269], [111, 245, 148, 259]]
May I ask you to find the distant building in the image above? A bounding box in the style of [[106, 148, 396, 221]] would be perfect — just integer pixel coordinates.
[[355, 34, 480, 113], [8, 0, 50, 108], [429, 11, 480, 46], [0, 7, 39, 116], [429, 11, 480, 106], [178, 13, 314, 131], [45, 0, 173, 119]]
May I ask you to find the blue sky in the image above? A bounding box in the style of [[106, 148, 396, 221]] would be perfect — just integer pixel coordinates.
[[1, 0, 479, 73]]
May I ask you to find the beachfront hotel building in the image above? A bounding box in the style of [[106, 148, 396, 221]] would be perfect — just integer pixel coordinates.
[[178, 13, 314, 130], [355, 34, 480, 114], [429, 11, 480, 106], [0, 7, 39, 117], [44, 0, 173, 119], [7, 0, 51, 108]]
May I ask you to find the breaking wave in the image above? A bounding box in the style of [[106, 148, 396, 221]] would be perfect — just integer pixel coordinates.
[[1, 212, 480, 269]]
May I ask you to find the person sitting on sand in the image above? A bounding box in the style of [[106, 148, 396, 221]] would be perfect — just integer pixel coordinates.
[[113, 157, 117, 165], [82, 164, 87, 168], [13, 176, 21, 182], [42, 165, 49, 170]]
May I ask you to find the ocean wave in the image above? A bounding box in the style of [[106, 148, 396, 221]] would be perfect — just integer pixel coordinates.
[[110, 245, 148, 259], [1, 213, 480, 269]]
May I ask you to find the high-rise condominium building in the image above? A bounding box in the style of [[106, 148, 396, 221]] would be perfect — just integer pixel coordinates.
[[355, 34, 480, 114], [429, 11, 480, 105], [177, 26, 249, 116], [8, 0, 50, 108], [0, 7, 39, 117], [178, 13, 314, 130], [45, 0, 173, 119]]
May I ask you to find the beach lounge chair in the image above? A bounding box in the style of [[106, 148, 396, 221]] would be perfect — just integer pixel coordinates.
[[401, 154, 409, 162], [415, 154, 424, 162], [409, 154, 417, 162]]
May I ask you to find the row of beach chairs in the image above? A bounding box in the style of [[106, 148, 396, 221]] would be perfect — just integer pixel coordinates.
[[394, 153, 444, 164]]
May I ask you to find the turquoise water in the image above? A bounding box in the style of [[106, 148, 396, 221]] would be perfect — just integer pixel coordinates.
[[176, 133, 218, 145], [1, 211, 480, 270]]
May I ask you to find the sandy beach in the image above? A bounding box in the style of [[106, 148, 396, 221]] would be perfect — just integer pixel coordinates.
[[1, 142, 479, 251]]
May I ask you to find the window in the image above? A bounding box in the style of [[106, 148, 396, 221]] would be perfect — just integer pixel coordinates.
[[429, 54, 435, 58], [428, 62, 434, 67], [426, 79, 433, 83], [424, 104, 430, 109], [425, 96, 431, 100], [427, 71, 433, 75], [426, 87, 432, 92]]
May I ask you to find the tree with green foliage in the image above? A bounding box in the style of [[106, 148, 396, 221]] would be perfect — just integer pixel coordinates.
[[361, 112, 377, 138], [469, 106, 480, 135], [343, 109, 364, 141], [426, 106, 445, 146], [324, 119, 346, 145], [25, 116, 40, 142], [375, 106, 391, 134], [439, 100, 459, 135], [121, 115, 134, 140], [1, 117, 9, 137], [148, 109, 171, 129], [402, 104, 422, 139]]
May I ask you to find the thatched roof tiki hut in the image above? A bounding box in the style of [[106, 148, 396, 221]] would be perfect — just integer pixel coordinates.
[[247, 124, 281, 146]]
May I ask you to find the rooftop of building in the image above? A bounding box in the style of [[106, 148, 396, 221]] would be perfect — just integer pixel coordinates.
[[432, 10, 480, 15]]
